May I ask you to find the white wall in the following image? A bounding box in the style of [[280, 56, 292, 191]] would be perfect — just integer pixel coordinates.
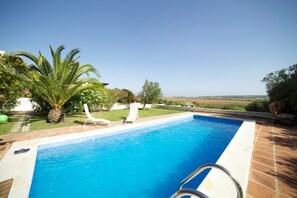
[[111, 103, 129, 110], [12, 98, 35, 111], [12, 99, 154, 112], [111, 103, 152, 110]]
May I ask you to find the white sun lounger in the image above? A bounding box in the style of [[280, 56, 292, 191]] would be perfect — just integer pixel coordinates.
[[125, 103, 139, 123], [83, 104, 111, 127]]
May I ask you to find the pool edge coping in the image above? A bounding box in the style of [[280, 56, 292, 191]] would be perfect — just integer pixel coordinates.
[[197, 118, 255, 197], [0, 112, 254, 198]]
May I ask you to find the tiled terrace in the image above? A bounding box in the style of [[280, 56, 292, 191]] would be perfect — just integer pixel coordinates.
[[247, 120, 297, 198], [0, 113, 296, 197]]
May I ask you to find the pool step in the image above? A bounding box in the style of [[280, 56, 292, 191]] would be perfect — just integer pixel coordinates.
[[171, 163, 243, 198]]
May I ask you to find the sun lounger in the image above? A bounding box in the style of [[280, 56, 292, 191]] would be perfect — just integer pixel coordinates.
[[83, 104, 111, 127], [125, 103, 139, 123]]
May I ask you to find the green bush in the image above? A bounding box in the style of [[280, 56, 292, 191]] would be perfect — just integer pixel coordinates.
[[64, 88, 125, 113], [221, 105, 245, 111], [117, 89, 135, 103], [64, 89, 105, 113], [31, 96, 51, 115], [163, 100, 182, 106], [181, 102, 193, 107], [245, 99, 270, 112], [0, 53, 27, 114], [262, 64, 297, 114]]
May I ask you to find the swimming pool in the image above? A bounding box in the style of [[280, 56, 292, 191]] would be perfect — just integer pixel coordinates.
[[29, 115, 243, 197]]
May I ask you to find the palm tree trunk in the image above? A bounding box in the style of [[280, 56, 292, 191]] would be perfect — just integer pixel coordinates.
[[47, 108, 65, 123]]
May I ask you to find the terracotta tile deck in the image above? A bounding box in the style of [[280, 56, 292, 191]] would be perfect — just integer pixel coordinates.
[[0, 113, 296, 198], [247, 120, 297, 198]]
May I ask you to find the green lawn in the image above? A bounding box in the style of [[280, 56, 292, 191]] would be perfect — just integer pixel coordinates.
[[0, 115, 22, 135], [1, 108, 184, 134]]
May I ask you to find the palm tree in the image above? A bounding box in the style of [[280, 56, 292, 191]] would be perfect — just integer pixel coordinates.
[[16, 45, 104, 123]]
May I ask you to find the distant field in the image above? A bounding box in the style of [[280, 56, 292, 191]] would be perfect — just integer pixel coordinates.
[[162, 97, 255, 111], [163, 97, 252, 106]]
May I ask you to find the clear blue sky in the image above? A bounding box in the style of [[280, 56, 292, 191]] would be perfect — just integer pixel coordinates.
[[1, 0, 296, 97]]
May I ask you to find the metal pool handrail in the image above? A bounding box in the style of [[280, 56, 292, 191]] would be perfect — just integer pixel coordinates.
[[171, 163, 243, 198]]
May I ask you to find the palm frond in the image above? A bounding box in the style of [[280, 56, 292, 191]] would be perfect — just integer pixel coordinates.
[[40, 54, 53, 77], [78, 64, 100, 78], [14, 50, 39, 64], [65, 48, 80, 66], [16, 45, 102, 110], [50, 45, 64, 70]]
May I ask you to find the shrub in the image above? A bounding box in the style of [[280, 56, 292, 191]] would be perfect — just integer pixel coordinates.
[[64, 89, 104, 113], [117, 89, 135, 103], [221, 105, 245, 111], [262, 64, 297, 114], [181, 102, 193, 107], [31, 96, 51, 115], [0, 53, 27, 114], [64, 88, 126, 113], [98, 89, 119, 111], [245, 99, 270, 112]]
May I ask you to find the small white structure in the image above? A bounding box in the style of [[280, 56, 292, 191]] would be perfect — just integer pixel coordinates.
[[111, 103, 152, 110]]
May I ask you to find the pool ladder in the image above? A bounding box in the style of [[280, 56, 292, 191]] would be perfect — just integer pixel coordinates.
[[171, 163, 243, 198]]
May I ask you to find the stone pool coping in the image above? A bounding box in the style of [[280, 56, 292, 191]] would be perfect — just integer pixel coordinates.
[[198, 117, 255, 197], [0, 113, 254, 197]]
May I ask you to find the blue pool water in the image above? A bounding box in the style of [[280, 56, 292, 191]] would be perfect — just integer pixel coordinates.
[[29, 115, 242, 198]]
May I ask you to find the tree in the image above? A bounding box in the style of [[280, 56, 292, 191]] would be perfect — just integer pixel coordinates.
[[112, 88, 128, 103], [0, 53, 27, 113], [245, 99, 270, 112], [117, 89, 135, 103], [262, 64, 297, 114], [16, 45, 104, 123], [138, 79, 162, 109], [99, 89, 123, 111]]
